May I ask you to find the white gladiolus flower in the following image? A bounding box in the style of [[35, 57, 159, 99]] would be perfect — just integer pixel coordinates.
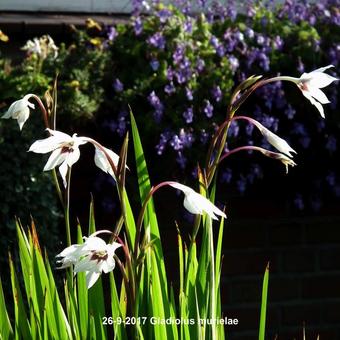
[[56, 232, 121, 289], [278, 65, 338, 118], [94, 146, 127, 180], [249, 119, 296, 157], [2, 94, 35, 130], [297, 65, 338, 118], [168, 182, 226, 220], [259, 149, 297, 174], [29, 129, 87, 187]]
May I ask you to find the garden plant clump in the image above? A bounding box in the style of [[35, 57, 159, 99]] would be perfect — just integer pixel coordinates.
[[0, 37, 337, 339], [0, 0, 339, 339]]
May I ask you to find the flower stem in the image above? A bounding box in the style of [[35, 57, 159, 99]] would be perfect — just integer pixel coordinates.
[[65, 167, 72, 246], [133, 181, 173, 259], [31, 94, 50, 129]]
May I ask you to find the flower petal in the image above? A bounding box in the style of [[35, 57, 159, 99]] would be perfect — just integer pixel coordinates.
[[301, 90, 325, 118], [59, 161, 69, 188], [66, 147, 81, 167], [83, 236, 107, 251], [86, 271, 101, 289], [16, 107, 30, 130], [29, 135, 63, 154], [308, 87, 330, 104], [101, 257, 116, 273], [44, 149, 66, 171]]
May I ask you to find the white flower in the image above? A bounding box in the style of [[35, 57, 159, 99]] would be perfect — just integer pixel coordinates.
[[29, 129, 87, 187], [2, 94, 35, 130], [56, 244, 87, 269], [297, 65, 338, 118], [168, 182, 226, 220], [280, 65, 338, 118], [259, 149, 297, 174], [22, 35, 58, 59], [250, 119, 296, 157], [56, 232, 122, 289], [94, 146, 127, 180]]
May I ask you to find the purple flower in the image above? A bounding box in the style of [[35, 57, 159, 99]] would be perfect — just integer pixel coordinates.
[[148, 91, 164, 121], [273, 36, 284, 50], [166, 67, 174, 81], [285, 104, 296, 120], [228, 121, 239, 138], [150, 59, 160, 71], [196, 58, 205, 72], [221, 168, 232, 183], [164, 82, 176, 95], [153, 108, 163, 123], [236, 176, 247, 194], [107, 26, 118, 41], [200, 129, 209, 144], [203, 100, 214, 118], [156, 131, 171, 155], [185, 87, 193, 101], [184, 19, 193, 33], [183, 107, 193, 123], [173, 45, 185, 65], [156, 8, 172, 23], [211, 85, 222, 102], [113, 78, 124, 92], [210, 35, 220, 49], [179, 128, 194, 148], [148, 91, 162, 108], [133, 17, 143, 36], [148, 32, 165, 50], [228, 55, 239, 72], [170, 134, 183, 150], [245, 28, 255, 39]]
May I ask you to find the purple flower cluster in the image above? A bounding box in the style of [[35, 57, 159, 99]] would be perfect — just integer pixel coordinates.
[[148, 91, 164, 122], [102, 0, 340, 211]]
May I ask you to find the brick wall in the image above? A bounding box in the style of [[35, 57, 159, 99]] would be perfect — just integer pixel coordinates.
[[219, 215, 340, 339]]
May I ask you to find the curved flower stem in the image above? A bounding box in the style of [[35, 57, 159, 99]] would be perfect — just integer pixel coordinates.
[[133, 181, 173, 259], [65, 168, 72, 246], [81, 137, 118, 178], [206, 118, 233, 187], [205, 76, 297, 187], [31, 94, 50, 129], [219, 145, 274, 163], [114, 255, 129, 291]]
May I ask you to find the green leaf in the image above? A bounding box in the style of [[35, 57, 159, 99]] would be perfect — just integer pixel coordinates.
[[0, 276, 13, 338], [9, 254, 31, 339], [110, 273, 128, 340], [259, 262, 270, 340]]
